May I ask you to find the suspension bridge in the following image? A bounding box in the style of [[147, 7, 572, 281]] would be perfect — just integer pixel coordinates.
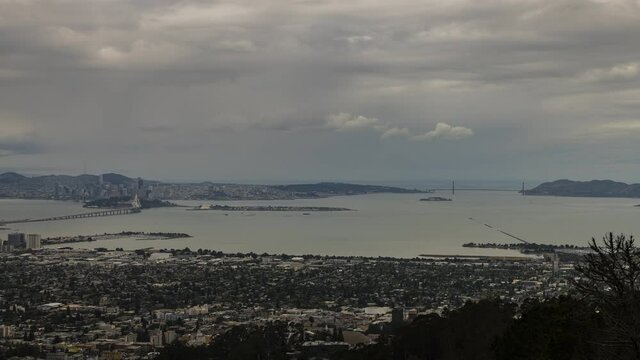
[[429, 181, 529, 195]]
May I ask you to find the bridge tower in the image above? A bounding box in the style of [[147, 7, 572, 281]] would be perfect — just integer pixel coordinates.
[[131, 194, 142, 209]]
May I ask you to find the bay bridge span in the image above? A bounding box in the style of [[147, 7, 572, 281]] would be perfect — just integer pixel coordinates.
[[0, 207, 141, 226], [0, 196, 142, 226]]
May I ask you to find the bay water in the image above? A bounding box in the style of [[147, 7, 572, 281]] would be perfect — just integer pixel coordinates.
[[1, 191, 639, 258]]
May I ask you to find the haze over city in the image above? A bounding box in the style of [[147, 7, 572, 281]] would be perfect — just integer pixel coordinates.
[[1, 0, 640, 182]]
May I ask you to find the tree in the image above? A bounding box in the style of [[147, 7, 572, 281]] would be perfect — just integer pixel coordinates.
[[574, 233, 640, 359], [389, 300, 513, 360], [137, 329, 150, 342], [495, 297, 603, 360]]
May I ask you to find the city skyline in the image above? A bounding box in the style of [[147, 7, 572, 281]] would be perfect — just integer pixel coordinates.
[[1, 0, 640, 182]]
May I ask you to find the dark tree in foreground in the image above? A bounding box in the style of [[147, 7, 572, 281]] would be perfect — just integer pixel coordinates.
[[495, 297, 603, 360], [574, 233, 640, 359], [158, 321, 291, 360], [158, 233, 640, 360], [341, 300, 514, 360]]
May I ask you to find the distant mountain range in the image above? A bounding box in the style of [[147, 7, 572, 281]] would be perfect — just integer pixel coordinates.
[[527, 179, 640, 198], [0, 172, 425, 200], [0, 172, 140, 186]]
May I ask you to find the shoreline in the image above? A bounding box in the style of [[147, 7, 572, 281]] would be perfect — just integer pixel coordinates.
[[33, 246, 548, 263], [40, 242, 540, 261], [187, 204, 354, 212], [42, 231, 192, 245]]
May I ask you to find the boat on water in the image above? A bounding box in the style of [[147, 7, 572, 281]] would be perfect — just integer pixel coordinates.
[[420, 196, 452, 202]]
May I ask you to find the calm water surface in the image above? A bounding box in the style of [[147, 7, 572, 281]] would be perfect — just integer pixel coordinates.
[[1, 191, 639, 258]]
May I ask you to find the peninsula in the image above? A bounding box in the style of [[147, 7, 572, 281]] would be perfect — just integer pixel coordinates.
[[462, 242, 590, 261], [462, 242, 589, 252], [42, 231, 192, 245]]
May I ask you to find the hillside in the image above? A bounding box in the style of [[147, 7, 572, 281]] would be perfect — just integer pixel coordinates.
[[0, 172, 27, 184], [272, 182, 423, 196], [527, 179, 640, 198]]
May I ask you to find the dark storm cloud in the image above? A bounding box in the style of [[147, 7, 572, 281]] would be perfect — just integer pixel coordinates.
[[1, 0, 640, 180]]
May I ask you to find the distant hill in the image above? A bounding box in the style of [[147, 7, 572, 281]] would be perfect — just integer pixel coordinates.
[[0, 172, 138, 200], [101, 173, 134, 185], [272, 182, 424, 196], [0, 172, 27, 184], [0, 172, 137, 185], [527, 179, 640, 198]]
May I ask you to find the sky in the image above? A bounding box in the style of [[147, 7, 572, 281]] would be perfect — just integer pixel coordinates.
[[1, 0, 640, 182]]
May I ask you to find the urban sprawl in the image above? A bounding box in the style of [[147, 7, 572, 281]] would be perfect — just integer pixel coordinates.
[[0, 238, 575, 359]]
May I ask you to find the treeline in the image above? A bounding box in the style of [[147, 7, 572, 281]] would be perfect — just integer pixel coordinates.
[[341, 297, 606, 360], [156, 298, 612, 360], [346, 233, 640, 360], [158, 322, 292, 360], [152, 298, 602, 360]]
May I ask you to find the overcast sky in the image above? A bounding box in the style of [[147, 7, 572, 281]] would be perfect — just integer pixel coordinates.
[[1, 0, 640, 182]]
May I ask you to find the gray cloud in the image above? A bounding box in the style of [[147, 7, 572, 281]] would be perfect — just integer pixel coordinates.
[[578, 62, 640, 83], [325, 113, 473, 142], [412, 123, 474, 141], [1, 0, 640, 180], [0, 120, 41, 156], [325, 113, 382, 132]]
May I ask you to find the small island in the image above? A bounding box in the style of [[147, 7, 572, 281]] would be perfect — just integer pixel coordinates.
[[420, 197, 452, 202], [84, 196, 179, 209], [188, 204, 353, 212]]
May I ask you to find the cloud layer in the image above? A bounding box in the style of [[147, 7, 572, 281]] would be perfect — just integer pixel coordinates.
[[0, 117, 39, 156], [1, 0, 640, 180], [326, 113, 473, 142]]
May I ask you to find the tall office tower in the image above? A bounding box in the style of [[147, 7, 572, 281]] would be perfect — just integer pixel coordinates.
[[26, 234, 41, 250], [7, 233, 25, 250]]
